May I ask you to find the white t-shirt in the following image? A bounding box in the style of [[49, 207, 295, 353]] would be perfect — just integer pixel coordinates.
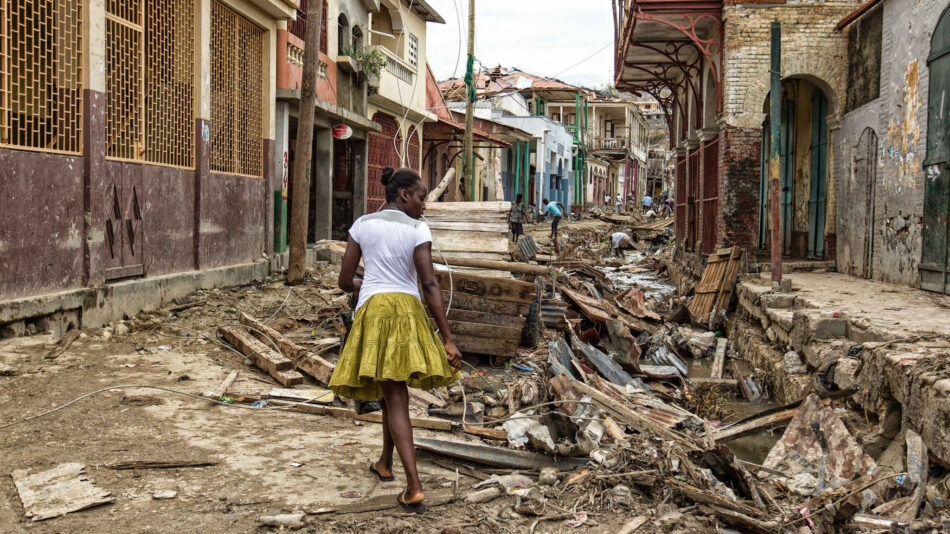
[[349, 209, 433, 311], [611, 232, 630, 249]]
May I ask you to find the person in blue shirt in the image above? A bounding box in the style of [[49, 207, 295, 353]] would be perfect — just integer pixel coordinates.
[[541, 198, 563, 253]]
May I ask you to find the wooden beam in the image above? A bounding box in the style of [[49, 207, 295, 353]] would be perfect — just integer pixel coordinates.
[[435, 271, 537, 304], [433, 256, 549, 275], [239, 312, 336, 385], [219, 326, 304, 387], [711, 408, 798, 443], [205, 370, 239, 399], [452, 334, 520, 357], [711, 338, 727, 379], [426, 168, 456, 201], [443, 292, 531, 316]]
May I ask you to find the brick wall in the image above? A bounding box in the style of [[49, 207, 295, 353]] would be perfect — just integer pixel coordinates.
[[719, 125, 762, 252]]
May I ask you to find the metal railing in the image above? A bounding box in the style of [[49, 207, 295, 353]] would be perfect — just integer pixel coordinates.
[[210, 0, 263, 177], [1, 0, 84, 154]]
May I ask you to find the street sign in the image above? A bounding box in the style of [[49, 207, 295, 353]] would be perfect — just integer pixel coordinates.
[[332, 125, 353, 140]]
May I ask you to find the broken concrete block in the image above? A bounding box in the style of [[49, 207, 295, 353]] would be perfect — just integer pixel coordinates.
[[152, 490, 177, 500], [832, 357, 861, 390], [0, 362, 18, 376], [761, 293, 796, 309], [783, 351, 808, 375], [115, 323, 130, 336]]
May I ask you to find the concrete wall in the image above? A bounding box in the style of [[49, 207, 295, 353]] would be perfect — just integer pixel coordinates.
[[834, 0, 947, 287], [0, 0, 284, 306]]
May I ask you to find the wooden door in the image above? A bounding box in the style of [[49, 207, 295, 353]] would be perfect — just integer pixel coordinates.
[[922, 7, 950, 294], [808, 88, 829, 259], [104, 168, 144, 281], [856, 128, 878, 278], [780, 97, 795, 255]]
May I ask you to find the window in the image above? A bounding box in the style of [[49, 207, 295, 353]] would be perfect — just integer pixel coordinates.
[[288, 0, 307, 40], [408, 33, 418, 67], [210, 0, 264, 177], [551, 113, 561, 123], [320, 0, 327, 54], [352, 26, 363, 52], [605, 120, 614, 138], [566, 113, 576, 126], [105, 0, 195, 166], [845, 4, 882, 112], [337, 14, 348, 55], [1, 0, 83, 154]]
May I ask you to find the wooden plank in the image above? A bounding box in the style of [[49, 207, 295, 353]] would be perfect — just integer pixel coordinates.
[[434, 256, 548, 275], [462, 425, 508, 441], [219, 326, 304, 387], [711, 408, 799, 443], [570, 379, 701, 451], [435, 271, 536, 304], [12, 463, 114, 521], [431, 233, 511, 254], [453, 334, 520, 357], [442, 320, 523, 340], [446, 309, 526, 326], [425, 201, 510, 212], [204, 370, 239, 399], [427, 221, 509, 232], [239, 313, 336, 385], [286, 403, 455, 431], [668, 479, 765, 518], [711, 338, 727, 379], [443, 291, 531, 316]]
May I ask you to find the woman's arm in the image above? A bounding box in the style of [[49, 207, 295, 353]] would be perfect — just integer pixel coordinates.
[[338, 237, 363, 294], [413, 243, 462, 371]]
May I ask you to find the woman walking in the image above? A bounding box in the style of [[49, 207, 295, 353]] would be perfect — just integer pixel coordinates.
[[329, 167, 462, 514]]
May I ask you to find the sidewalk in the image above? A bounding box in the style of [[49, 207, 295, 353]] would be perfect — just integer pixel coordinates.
[[734, 270, 950, 465]]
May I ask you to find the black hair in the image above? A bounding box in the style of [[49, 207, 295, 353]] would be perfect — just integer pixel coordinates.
[[381, 167, 423, 203]]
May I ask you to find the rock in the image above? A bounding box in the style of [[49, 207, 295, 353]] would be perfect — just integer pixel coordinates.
[[513, 487, 544, 516], [153, 490, 177, 500], [0, 363, 18, 376], [79, 332, 88, 339], [538, 467, 558, 486], [464, 487, 501, 504], [259, 514, 306, 528], [783, 351, 808, 374], [101, 329, 113, 341], [787, 473, 818, 496], [115, 323, 130, 336]]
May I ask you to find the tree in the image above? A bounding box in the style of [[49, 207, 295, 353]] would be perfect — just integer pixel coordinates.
[[288, 0, 325, 284]]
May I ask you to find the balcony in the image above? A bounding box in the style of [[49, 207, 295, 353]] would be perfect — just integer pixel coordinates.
[[379, 47, 415, 84], [590, 135, 628, 152]]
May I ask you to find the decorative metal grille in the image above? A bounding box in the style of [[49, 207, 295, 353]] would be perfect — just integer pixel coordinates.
[[1, 0, 84, 154], [106, 11, 144, 160], [106, 0, 194, 166], [210, 0, 263, 177], [145, 0, 194, 167]]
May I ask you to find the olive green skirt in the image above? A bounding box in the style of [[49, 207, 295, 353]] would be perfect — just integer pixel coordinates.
[[328, 292, 461, 401]]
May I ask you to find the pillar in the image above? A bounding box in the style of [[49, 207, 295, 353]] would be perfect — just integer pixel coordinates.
[[352, 137, 367, 222], [273, 101, 290, 253], [311, 127, 334, 242]]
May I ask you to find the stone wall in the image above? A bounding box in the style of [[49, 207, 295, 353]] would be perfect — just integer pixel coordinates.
[[834, 0, 947, 287]]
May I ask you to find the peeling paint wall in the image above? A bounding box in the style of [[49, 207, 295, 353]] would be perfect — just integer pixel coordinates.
[[834, 0, 947, 288]]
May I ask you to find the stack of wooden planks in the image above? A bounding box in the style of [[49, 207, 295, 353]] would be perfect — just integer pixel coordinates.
[[434, 270, 536, 358], [424, 201, 513, 278], [687, 247, 744, 327]]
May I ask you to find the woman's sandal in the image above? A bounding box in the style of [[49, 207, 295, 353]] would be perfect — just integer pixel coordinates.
[[369, 463, 395, 482], [397, 491, 427, 514]]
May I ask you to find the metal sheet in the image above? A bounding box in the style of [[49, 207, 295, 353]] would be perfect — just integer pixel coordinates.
[[415, 437, 591, 471]]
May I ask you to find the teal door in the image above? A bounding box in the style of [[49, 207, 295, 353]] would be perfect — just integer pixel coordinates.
[[759, 119, 770, 249], [922, 6, 950, 294], [808, 89, 829, 259], [781, 97, 795, 255]]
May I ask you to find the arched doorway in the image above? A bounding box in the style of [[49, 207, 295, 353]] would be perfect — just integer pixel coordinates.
[[922, 5, 950, 294], [759, 79, 833, 259]]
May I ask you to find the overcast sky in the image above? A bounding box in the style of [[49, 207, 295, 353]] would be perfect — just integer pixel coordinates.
[[423, 0, 615, 89]]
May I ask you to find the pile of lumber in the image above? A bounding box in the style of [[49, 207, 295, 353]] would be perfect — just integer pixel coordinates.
[[424, 201, 512, 278], [434, 270, 536, 358]]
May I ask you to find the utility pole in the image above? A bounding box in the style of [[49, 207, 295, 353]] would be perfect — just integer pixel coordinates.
[[288, 0, 325, 284], [463, 0, 475, 201], [769, 21, 783, 286]]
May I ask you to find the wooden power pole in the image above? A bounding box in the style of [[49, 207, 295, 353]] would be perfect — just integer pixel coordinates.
[[463, 0, 475, 201], [288, 0, 325, 284], [769, 21, 783, 285]]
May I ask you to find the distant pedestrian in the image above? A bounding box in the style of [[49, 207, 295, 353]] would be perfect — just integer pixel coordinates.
[[508, 193, 527, 242], [611, 231, 634, 257], [604, 193, 610, 208], [615, 195, 623, 213], [642, 194, 653, 213], [542, 197, 563, 253]]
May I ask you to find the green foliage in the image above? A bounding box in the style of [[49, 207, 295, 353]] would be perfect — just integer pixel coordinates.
[[342, 46, 386, 84]]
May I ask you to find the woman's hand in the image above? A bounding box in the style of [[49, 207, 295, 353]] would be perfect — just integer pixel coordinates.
[[444, 340, 462, 371]]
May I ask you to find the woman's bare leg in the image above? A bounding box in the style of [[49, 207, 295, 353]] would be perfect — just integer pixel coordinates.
[[379, 381, 423, 502], [374, 399, 395, 478]]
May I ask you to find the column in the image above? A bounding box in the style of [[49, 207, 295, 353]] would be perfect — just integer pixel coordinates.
[[311, 127, 334, 242], [273, 101, 290, 253]]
